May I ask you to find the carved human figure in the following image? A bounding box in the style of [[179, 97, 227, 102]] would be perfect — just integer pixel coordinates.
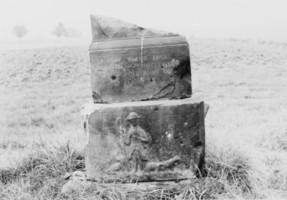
[[124, 112, 151, 175]]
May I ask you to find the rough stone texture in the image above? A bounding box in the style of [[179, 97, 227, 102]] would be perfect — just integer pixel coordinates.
[[91, 15, 174, 40], [89, 15, 191, 103], [85, 98, 205, 182], [61, 177, 191, 197]]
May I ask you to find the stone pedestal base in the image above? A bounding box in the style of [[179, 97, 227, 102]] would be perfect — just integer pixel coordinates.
[[61, 170, 192, 197], [84, 98, 206, 183]]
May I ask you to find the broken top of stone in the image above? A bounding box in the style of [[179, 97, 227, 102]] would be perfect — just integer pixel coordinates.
[[89, 15, 191, 103], [91, 15, 176, 41]]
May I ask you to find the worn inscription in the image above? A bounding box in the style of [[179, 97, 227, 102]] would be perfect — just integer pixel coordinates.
[[91, 54, 170, 65], [89, 35, 191, 102], [92, 53, 178, 76]]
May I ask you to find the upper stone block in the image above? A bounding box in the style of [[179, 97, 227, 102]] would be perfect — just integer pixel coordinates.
[[89, 15, 192, 103]]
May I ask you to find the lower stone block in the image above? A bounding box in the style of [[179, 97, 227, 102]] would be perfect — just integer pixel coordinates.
[[85, 98, 205, 183]]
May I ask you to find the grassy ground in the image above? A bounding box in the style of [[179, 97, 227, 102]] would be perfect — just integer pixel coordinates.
[[0, 38, 287, 199]]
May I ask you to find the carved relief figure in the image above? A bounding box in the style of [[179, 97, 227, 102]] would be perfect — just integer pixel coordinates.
[[124, 112, 151, 175], [106, 112, 184, 179], [106, 112, 151, 174]]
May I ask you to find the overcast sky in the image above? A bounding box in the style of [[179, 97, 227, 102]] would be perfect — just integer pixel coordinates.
[[1, 0, 287, 42]]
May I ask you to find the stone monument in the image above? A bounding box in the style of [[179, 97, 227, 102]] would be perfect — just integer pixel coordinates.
[[84, 15, 207, 183]]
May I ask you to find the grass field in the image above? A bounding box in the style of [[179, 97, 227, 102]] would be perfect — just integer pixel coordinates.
[[0, 38, 287, 199]]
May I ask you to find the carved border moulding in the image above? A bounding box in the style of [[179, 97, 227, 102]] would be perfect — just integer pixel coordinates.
[[89, 15, 192, 103], [84, 98, 205, 183]]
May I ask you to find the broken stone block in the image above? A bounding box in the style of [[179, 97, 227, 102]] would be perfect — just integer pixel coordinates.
[[84, 98, 205, 183], [90, 15, 175, 40], [90, 15, 192, 103]]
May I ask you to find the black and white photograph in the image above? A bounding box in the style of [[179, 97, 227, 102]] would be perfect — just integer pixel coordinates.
[[0, 0, 287, 199]]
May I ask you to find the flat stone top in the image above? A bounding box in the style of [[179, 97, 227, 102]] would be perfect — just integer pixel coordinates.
[[81, 97, 204, 117]]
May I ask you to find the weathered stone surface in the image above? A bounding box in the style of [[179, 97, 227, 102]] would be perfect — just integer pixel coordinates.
[[89, 15, 191, 103], [62, 176, 191, 197], [91, 15, 174, 40], [85, 98, 205, 182]]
